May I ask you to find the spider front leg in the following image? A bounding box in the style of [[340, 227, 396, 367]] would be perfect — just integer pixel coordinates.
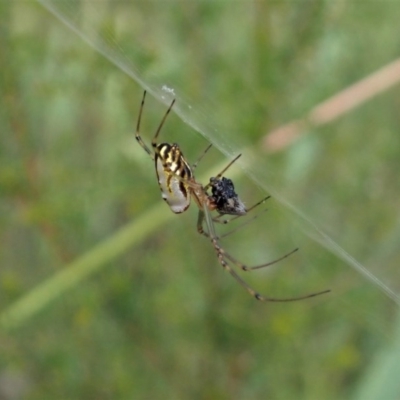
[[135, 91, 154, 159], [135, 90, 176, 159]]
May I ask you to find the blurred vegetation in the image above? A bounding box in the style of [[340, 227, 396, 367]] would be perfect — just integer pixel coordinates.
[[1, 1, 400, 399]]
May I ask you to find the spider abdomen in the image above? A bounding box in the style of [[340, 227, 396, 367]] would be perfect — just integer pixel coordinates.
[[155, 143, 193, 214]]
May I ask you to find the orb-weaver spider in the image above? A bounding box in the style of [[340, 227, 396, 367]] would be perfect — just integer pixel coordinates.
[[135, 90, 330, 302]]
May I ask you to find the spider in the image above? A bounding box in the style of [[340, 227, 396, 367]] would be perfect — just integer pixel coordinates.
[[135, 90, 330, 302]]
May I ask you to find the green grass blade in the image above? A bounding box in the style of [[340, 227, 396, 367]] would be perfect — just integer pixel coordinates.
[[0, 203, 170, 331]]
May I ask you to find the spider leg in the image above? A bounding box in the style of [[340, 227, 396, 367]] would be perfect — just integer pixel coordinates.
[[198, 210, 295, 262], [197, 205, 267, 240], [214, 195, 271, 224], [152, 95, 176, 146], [223, 247, 299, 271], [135, 91, 154, 159], [197, 209, 209, 237], [213, 236, 330, 302], [201, 195, 270, 239], [215, 208, 269, 239], [196, 207, 267, 298], [199, 207, 299, 269], [211, 195, 271, 238], [203, 154, 242, 191], [200, 206, 330, 302], [192, 143, 213, 171]]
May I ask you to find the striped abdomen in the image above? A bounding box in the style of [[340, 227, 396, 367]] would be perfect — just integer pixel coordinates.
[[154, 143, 193, 214]]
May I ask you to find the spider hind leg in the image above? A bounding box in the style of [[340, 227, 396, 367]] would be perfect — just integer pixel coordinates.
[[199, 208, 330, 302]]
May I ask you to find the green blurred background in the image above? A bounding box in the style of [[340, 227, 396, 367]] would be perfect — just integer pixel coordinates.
[[1, 1, 400, 399]]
